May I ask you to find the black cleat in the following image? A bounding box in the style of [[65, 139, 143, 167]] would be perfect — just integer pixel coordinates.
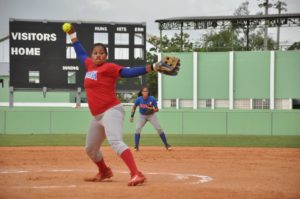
[[165, 144, 172, 151]]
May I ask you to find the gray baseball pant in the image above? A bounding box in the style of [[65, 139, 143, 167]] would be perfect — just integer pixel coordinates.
[[85, 104, 128, 162], [135, 113, 163, 134]]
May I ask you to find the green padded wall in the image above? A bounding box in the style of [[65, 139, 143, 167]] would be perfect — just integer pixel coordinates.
[[234, 51, 270, 99], [275, 51, 300, 98], [1, 108, 300, 135], [0, 111, 5, 134], [198, 52, 229, 99], [182, 111, 227, 134], [272, 111, 300, 135], [227, 111, 271, 135], [5, 111, 51, 134], [162, 53, 193, 99]]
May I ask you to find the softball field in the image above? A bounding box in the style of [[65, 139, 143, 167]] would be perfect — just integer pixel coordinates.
[[1, 146, 300, 199]]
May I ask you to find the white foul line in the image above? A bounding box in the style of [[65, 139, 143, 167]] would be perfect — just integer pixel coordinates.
[[0, 168, 213, 187], [32, 185, 77, 189], [0, 170, 29, 174]]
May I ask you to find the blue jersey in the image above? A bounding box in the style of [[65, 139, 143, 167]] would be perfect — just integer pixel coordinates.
[[134, 96, 158, 115]]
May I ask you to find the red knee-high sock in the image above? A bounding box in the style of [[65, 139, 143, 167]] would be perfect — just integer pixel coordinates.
[[120, 149, 139, 176], [95, 158, 108, 172]]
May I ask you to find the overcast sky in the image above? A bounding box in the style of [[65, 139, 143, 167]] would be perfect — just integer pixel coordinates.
[[1, 0, 300, 45]]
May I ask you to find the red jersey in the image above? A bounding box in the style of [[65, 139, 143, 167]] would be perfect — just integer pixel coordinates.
[[84, 58, 122, 116]]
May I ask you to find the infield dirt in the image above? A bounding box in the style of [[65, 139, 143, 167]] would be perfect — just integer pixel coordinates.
[[0, 146, 299, 199]]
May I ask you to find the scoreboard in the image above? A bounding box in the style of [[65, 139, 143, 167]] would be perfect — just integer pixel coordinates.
[[9, 19, 146, 91]]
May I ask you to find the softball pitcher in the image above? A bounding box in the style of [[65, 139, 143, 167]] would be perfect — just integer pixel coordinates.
[[63, 23, 179, 186], [130, 86, 172, 151], [63, 24, 151, 186]]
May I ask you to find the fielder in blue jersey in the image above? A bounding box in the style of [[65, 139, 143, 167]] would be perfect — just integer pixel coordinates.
[[130, 86, 172, 151]]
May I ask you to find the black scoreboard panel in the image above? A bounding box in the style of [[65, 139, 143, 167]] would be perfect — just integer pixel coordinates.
[[9, 19, 146, 91]]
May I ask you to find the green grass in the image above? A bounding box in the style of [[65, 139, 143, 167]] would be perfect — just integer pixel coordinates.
[[0, 134, 300, 148]]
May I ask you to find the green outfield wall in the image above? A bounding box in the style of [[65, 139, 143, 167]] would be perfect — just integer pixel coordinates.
[[162, 52, 194, 99], [1, 51, 299, 136], [1, 50, 300, 104], [198, 52, 229, 99], [0, 107, 299, 135], [234, 51, 270, 99], [161, 50, 300, 101], [275, 51, 300, 98]]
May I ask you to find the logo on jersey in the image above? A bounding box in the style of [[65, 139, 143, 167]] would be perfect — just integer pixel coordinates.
[[85, 71, 97, 80], [139, 104, 149, 108]]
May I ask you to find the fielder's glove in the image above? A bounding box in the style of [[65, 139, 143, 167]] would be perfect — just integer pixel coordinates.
[[144, 105, 154, 115], [144, 109, 154, 115], [152, 56, 180, 76]]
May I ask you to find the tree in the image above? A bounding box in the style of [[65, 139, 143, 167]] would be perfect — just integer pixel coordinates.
[[274, 1, 288, 49], [233, 1, 255, 48], [145, 51, 158, 97], [147, 35, 170, 53], [145, 32, 193, 97], [201, 29, 244, 51], [234, 1, 250, 16], [288, 42, 300, 50], [198, 1, 250, 51], [198, 1, 276, 51], [167, 33, 193, 52], [248, 29, 276, 50], [147, 33, 193, 52]]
